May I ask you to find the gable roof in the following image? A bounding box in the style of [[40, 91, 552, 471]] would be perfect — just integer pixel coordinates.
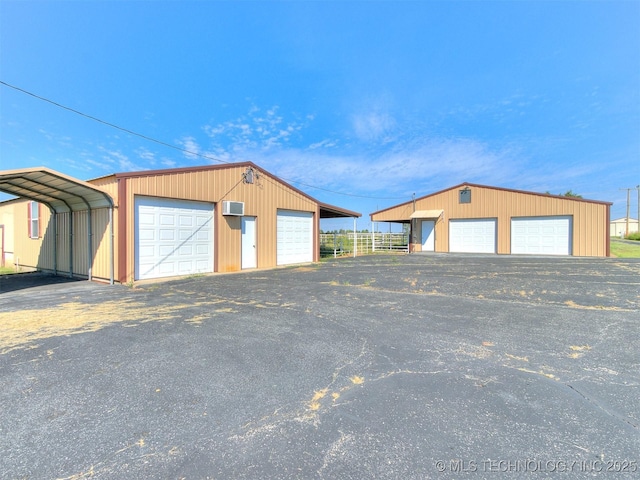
[[94, 161, 361, 219], [371, 182, 612, 217]]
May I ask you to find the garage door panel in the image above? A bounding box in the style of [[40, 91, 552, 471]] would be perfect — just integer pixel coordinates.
[[277, 210, 313, 265], [511, 216, 571, 255], [135, 197, 214, 280], [449, 219, 496, 253]]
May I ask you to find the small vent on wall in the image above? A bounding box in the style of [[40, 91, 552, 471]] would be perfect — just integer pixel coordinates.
[[222, 201, 244, 216], [459, 187, 471, 204]]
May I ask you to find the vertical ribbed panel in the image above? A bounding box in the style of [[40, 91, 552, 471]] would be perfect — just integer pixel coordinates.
[[119, 166, 319, 274], [372, 185, 609, 257]]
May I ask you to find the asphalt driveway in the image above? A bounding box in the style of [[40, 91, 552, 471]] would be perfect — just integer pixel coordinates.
[[1, 254, 639, 479]]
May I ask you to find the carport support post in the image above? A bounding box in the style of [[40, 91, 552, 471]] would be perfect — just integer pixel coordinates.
[[372, 222, 376, 252], [68, 211, 73, 278], [52, 209, 58, 275], [87, 206, 92, 282], [109, 205, 114, 285]]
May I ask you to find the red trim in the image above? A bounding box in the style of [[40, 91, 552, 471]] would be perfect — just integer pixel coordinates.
[[111, 161, 360, 219], [371, 182, 614, 218], [606, 204, 611, 257], [314, 206, 320, 262], [213, 203, 218, 273]]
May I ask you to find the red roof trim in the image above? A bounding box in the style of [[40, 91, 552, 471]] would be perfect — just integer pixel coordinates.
[[371, 182, 612, 217], [108, 161, 360, 218]]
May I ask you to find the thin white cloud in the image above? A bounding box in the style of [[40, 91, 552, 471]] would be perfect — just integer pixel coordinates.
[[309, 139, 338, 150], [98, 147, 141, 172], [203, 105, 307, 153], [179, 136, 203, 160], [351, 112, 396, 142], [135, 147, 156, 162]]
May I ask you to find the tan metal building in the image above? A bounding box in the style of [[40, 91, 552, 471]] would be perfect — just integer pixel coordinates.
[[0, 163, 360, 283], [371, 183, 611, 257]]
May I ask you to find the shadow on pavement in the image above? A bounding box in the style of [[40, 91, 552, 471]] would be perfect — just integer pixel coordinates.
[[0, 272, 85, 294]]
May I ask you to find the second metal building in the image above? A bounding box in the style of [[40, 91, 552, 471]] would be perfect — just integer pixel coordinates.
[[371, 183, 611, 257]]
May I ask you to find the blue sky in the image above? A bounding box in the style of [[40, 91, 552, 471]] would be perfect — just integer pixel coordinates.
[[1, 1, 639, 230]]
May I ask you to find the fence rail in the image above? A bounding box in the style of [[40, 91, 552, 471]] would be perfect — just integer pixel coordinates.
[[319, 232, 409, 257]]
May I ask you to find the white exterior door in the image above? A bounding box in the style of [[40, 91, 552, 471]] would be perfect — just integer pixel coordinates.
[[241, 216, 257, 269], [277, 210, 313, 265], [135, 197, 214, 280], [449, 219, 496, 253], [511, 216, 572, 255], [421, 220, 435, 251]]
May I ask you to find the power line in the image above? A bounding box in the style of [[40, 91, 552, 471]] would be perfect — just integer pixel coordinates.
[[0, 80, 231, 166], [0, 80, 408, 201]]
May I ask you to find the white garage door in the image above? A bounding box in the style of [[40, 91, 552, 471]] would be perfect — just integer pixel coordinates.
[[277, 210, 313, 265], [135, 197, 214, 280], [511, 216, 572, 255], [449, 219, 496, 253]]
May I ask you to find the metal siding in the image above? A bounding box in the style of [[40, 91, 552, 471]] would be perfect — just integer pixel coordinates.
[[90, 208, 113, 281], [8, 200, 54, 271], [120, 166, 318, 276], [72, 211, 88, 276], [372, 185, 609, 256]]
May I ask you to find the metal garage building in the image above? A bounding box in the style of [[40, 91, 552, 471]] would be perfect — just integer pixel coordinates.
[[0, 163, 360, 283], [371, 183, 611, 257]]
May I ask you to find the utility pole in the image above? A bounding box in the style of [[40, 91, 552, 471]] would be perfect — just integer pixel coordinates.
[[620, 187, 634, 237]]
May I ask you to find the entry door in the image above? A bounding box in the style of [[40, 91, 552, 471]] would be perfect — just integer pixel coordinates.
[[242, 216, 257, 269], [421, 220, 435, 251]]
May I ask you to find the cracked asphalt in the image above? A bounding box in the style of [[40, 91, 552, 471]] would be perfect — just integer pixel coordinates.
[[1, 254, 639, 479]]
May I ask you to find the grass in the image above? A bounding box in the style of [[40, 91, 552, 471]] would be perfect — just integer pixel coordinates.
[[0, 266, 15, 275], [610, 239, 640, 258]]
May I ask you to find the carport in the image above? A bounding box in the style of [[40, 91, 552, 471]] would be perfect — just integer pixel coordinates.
[[0, 167, 115, 284]]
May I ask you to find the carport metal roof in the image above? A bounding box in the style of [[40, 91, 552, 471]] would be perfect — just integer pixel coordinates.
[[0, 167, 113, 213], [318, 202, 361, 219], [0, 167, 114, 284]]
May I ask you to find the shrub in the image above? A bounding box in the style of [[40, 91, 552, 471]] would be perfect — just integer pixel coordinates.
[[625, 232, 640, 241]]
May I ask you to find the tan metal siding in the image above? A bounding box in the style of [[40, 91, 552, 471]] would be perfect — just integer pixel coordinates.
[[90, 208, 113, 281], [87, 176, 119, 281], [0, 202, 17, 267], [373, 185, 609, 257], [8, 200, 50, 271], [118, 166, 318, 280], [3, 200, 114, 279]]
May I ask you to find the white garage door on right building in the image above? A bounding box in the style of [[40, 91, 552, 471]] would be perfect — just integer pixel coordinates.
[[511, 216, 572, 255]]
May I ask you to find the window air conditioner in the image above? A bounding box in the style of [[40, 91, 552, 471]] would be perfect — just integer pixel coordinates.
[[222, 201, 244, 216]]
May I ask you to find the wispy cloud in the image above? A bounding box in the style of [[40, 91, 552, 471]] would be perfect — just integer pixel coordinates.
[[202, 105, 307, 153], [98, 147, 141, 172], [351, 111, 397, 143]]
